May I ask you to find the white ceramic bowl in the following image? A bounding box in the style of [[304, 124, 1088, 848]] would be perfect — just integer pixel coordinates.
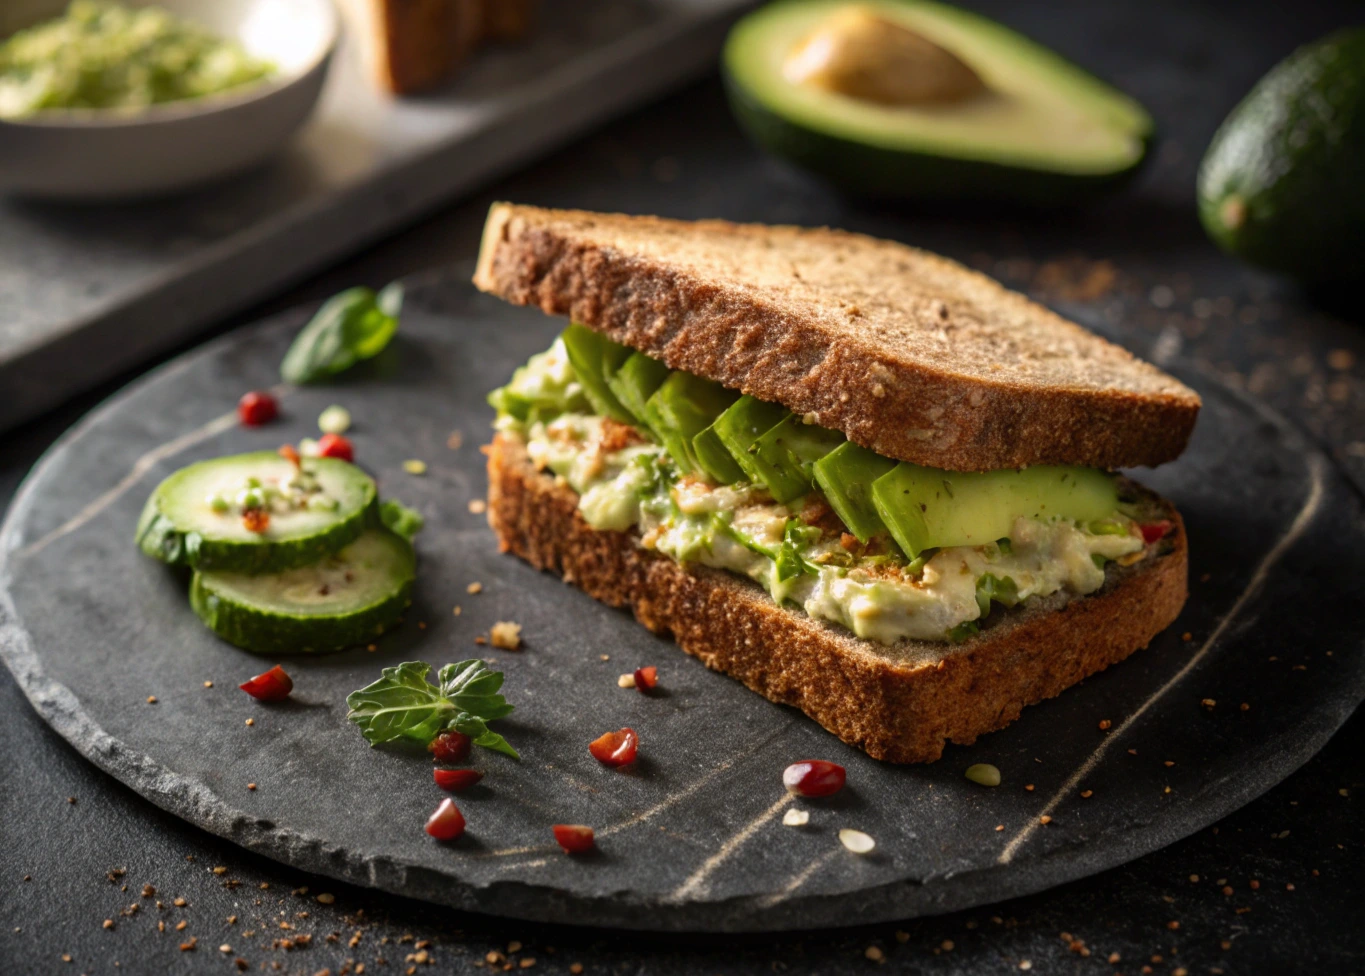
[[0, 0, 338, 199]]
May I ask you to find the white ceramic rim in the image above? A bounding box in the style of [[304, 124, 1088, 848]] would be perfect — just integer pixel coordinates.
[[0, 0, 340, 130]]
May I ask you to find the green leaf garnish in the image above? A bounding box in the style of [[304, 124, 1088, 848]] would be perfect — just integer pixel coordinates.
[[380, 499, 424, 541], [281, 282, 403, 384], [345, 660, 518, 758]]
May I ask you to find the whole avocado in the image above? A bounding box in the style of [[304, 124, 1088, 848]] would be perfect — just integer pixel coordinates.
[[1197, 28, 1365, 283]]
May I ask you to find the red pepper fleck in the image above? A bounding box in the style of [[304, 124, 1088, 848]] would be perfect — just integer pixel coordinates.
[[552, 824, 596, 854], [425, 799, 466, 841], [237, 391, 278, 426], [633, 666, 658, 693], [588, 728, 638, 767], [782, 760, 846, 798], [242, 508, 270, 534], [1139, 520, 1173, 544], [433, 769, 483, 791], [278, 443, 301, 468], [239, 665, 292, 702], [316, 433, 354, 462], [428, 730, 472, 764]]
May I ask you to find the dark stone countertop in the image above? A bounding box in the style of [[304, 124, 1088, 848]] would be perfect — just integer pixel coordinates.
[[3, 0, 1362, 971]]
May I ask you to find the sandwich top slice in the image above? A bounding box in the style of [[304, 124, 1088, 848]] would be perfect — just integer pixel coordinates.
[[475, 204, 1196, 763]]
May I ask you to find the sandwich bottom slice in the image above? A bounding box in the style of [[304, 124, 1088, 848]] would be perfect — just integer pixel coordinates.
[[485, 429, 1187, 765]]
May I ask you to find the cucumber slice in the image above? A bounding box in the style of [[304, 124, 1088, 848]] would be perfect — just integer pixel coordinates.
[[190, 528, 415, 654], [607, 351, 671, 434], [870, 463, 1120, 558], [642, 372, 740, 476], [561, 323, 634, 423], [712, 395, 789, 482], [137, 452, 377, 573], [812, 442, 897, 544], [748, 414, 845, 503]]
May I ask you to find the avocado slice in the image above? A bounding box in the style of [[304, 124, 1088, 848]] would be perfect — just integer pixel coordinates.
[[711, 396, 790, 483], [871, 463, 1119, 558], [692, 426, 747, 484], [643, 373, 741, 476], [1197, 27, 1365, 284], [607, 351, 671, 434], [723, 0, 1153, 205], [560, 323, 634, 423], [812, 442, 897, 543], [748, 413, 845, 504]]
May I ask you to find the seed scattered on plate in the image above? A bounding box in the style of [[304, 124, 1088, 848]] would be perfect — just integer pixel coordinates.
[[468, 499, 487, 514], [839, 829, 875, 854], [467, 582, 483, 595], [146, 696, 158, 704], [1039, 815, 1052, 825], [318, 405, 352, 435], [203, 681, 213, 688], [782, 808, 809, 827], [965, 763, 1001, 787], [403, 459, 428, 475], [617, 673, 636, 689], [316, 893, 335, 905], [864, 946, 884, 962]]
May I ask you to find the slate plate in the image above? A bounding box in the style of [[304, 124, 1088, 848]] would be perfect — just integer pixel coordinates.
[[2, 269, 1362, 932]]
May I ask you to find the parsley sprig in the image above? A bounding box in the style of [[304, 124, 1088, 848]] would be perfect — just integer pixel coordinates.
[[345, 660, 518, 758]]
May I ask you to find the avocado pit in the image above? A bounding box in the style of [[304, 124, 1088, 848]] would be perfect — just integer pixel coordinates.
[[783, 5, 987, 106]]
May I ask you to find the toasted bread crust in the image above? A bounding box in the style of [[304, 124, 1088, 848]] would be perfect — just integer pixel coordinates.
[[487, 434, 1188, 763], [474, 204, 1200, 472], [370, 0, 482, 94]]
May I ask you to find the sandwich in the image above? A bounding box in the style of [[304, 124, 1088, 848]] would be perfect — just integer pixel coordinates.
[[474, 204, 1199, 763]]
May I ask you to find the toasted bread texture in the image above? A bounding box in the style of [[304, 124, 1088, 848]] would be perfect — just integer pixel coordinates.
[[474, 204, 1201, 472], [365, 0, 482, 94], [487, 434, 1188, 763]]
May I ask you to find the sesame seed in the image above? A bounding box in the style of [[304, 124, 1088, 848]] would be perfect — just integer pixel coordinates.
[[103, 920, 114, 930], [1080, 790, 1093, 798], [995, 825, 1004, 831], [469, 499, 487, 514], [146, 696, 158, 704], [1024, 784, 1035, 792], [467, 582, 483, 594], [212, 866, 227, 875], [220, 945, 232, 953], [316, 893, 335, 905], [1039, 816, 1052, 825], [247, 784, 257, 791], [245, 718, 254, 726], [864, 946, 885, 962], [203, 681, 213, 688], [173, 897, 187, 907]]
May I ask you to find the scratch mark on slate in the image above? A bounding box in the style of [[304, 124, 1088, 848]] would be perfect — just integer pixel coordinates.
[[757, 848, 839, 908], [15, 384, 292, 561], [669, 793, 793, 902], [999, 452, 1326, 865]]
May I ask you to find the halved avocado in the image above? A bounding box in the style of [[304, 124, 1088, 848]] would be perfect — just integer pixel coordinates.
[[723, 0, 1154, 205]]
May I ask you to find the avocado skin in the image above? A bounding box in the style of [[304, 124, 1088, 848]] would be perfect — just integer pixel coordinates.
[[1198, 28, 1365, 283], [723, 71, 1152, 207]]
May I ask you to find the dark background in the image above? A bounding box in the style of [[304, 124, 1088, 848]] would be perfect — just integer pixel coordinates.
[[2, 1, 1362, 972]]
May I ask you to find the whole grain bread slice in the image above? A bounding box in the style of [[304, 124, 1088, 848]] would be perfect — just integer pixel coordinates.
[[487, 434, 1188, 763], [474, 203, 1200, 472]]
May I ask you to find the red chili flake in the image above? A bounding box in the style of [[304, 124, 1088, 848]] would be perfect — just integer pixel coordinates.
[[316, 433, 354, 462], [1139, 520, 1173, 544], [633, 666, 658, 693], [425, 799, 466, 841], [782, 760, 846, 798], [238, 391, 278, 426], [241, 508, 270, 534], [428, 730, 472, 764], [588, 728, 638, 767], [239, 665, 293, 702], [278, 443, 301, 468], [552, 824, 595, 854], [433, 769, 483, 791]]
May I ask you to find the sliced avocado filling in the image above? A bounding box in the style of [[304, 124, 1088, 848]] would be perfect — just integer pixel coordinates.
[[490, 327, 1149, 644]]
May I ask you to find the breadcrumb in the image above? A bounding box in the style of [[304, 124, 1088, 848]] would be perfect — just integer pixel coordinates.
[[490, 622, 522, 650]]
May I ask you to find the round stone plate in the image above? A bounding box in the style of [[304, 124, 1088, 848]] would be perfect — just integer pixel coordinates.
[[2, 270, 1362, 932]]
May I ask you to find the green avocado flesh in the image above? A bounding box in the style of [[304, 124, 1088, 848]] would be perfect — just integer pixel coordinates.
[[489, 328, 1143, 644], [722, 0, 1153, 203], [1197, 27, 1365, 284], [643, 372, 741, 475], [190, 528, 415, 654], [871, 463, 1119, 558], [135, 453, 377, 573], [562, 323, 635, 423]]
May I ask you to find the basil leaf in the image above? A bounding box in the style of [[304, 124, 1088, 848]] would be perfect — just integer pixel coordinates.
[[281, 282, 401, 384], [775, 519, 818, 583], [345, 662, 451, 746], [347, 660, 517, 757], [380, 499, 424, 541]]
